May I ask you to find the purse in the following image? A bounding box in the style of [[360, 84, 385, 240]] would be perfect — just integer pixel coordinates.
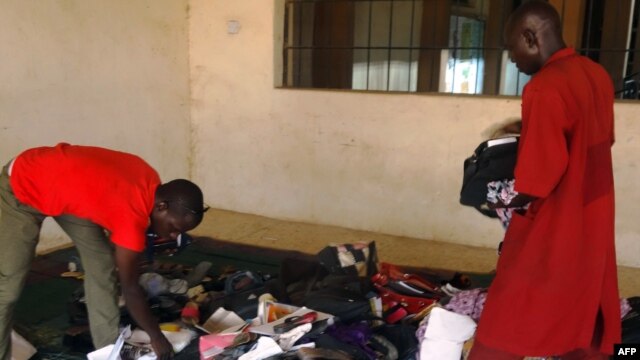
[[371, 263, 445, 319], [459, 136, 519, 217], [317, 241, 379, 278]]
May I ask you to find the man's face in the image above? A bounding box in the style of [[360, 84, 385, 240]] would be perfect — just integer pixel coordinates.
[[150, 206, 196, 241], [504, 23, 541, 76]]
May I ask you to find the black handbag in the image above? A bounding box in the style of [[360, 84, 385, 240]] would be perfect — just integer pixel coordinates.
[[459, 136, 519, 216]]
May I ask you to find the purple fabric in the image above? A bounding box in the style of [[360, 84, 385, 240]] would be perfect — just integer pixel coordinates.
[[443, 288, 487, 322], [326, 322, 377, 359], [444, 289, 631, 323]]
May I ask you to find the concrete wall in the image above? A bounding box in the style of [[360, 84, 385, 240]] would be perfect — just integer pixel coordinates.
[[189, 0, 640, 267], [0, 0, 191, 251]]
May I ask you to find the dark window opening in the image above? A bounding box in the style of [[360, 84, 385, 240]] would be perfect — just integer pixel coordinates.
[[283, 0, 640, 99]]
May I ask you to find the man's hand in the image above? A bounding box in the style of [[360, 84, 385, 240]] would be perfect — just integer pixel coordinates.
[[114, 245, 175, 359], [487, 199, 507, 209], [487, 193, 537, 210], [150, 335, 174, 360]]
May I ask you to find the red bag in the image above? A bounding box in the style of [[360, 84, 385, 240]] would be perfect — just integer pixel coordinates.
[[372, 263, 445, 317]]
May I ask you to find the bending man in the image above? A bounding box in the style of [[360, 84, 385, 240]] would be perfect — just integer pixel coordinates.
[[0, 143, 208, 360]]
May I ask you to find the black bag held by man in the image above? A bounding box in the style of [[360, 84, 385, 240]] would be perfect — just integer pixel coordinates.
[[460, 136, 519, 214]]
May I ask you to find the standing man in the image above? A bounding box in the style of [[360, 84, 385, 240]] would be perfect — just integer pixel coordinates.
[[470, 1, 620, 359], [0, 143, 208, 360]]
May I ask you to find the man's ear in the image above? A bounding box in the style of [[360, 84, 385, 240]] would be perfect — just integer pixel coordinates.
[[523, 29, 538, 50], [155, 201, 169, 211]]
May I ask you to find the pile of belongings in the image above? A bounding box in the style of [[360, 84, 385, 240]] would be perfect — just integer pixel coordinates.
[[74, 241, 637, 360]]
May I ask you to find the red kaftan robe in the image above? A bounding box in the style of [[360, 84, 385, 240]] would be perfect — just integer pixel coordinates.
[[475, 48, 620, 356]]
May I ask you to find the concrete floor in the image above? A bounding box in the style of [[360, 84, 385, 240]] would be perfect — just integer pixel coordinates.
[[193, 208, 640, 298]]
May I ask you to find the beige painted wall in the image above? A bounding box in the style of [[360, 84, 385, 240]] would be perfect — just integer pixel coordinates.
[[189, 0, 640, 267], [0, 0, 191, 251]]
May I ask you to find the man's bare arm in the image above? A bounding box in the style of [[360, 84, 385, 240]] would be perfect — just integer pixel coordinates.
[[114, 245, 174, 359]]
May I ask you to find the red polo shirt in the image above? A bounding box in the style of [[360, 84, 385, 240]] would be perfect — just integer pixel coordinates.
[[10, 143, 160, 252]]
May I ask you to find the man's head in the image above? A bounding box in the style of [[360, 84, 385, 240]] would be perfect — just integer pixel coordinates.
[[150, 179, 207, 240], [504, 0, 566, 75]]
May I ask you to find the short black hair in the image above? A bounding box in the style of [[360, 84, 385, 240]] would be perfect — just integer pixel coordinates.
[[156, 179, 207, 225]]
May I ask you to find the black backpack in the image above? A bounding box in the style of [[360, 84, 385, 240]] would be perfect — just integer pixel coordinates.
[[459, 136, 519, 217]]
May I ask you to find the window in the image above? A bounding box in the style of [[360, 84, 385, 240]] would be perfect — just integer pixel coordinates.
[[282, 0, 640, 99]]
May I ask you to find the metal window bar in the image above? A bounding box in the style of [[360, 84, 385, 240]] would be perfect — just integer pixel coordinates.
[[408, 0, 416, 91], [584, 0, 594, 59], [367, 1, 373, 90], [296, 3, 303, 86], [626, 4, 639, 77], [282, 3, 290, 86], [450, 12, 460, 94], [386, 1, 393, 91], [498, 0, 508, 94], [475, 0, 485, 95]]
